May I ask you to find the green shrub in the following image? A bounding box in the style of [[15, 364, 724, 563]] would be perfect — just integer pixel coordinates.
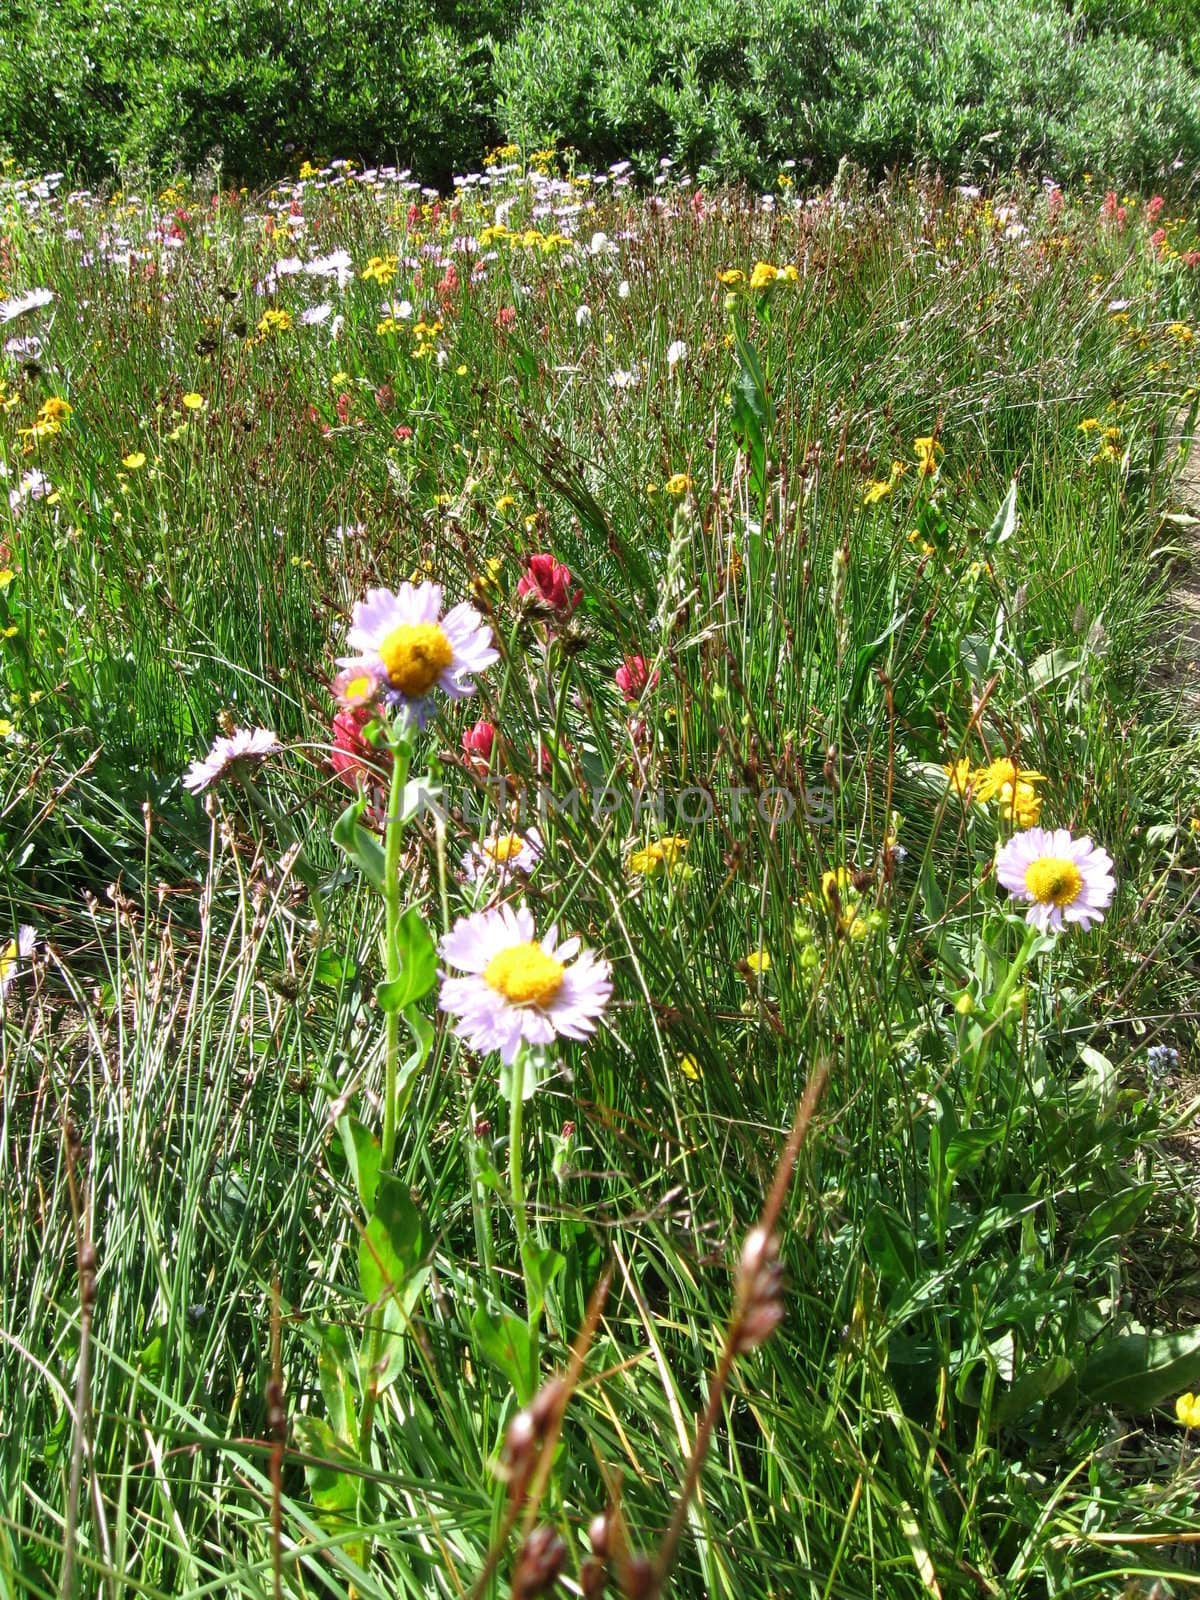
[[3, 0, 1200, 185], [493, 0, 1200, 186]]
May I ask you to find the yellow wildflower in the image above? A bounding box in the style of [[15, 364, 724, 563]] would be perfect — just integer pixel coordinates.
[[717, 269, 744, 286], [913, 435, 943, 477], [360, 254, 399, 285], [664, 473, 691, 497], [627, 835, 688, 877], [122, 451, 146, 470], [1177, 1393, 1200, 1428], [256, 308, 292, 336], [749, 261, 778, 290], [181, 392, 205, 411], [744, 949, 771, 975]]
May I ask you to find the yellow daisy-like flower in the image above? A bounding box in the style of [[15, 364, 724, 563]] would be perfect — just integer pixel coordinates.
[[256, 308, 292, 336], [744, 948, 771, 975], [1176, 1392, 1200, 1428], [913, 435, 943, 477], [973, 758, 1045, 806], [628, 835, 688, 877], [122, 451, 146, 470], [716, 269, 745, 286], [1077, 417, 1101, 434], [664, 473, 691, 497], [38, 397, 72, 425], [678, 1053, 701, 1081], [943, 758, 976, 800], [181, 392, 205, 411], [749, 261, 778, 290], [360, 254, 399, 285], [994, 778, 1042, 827]]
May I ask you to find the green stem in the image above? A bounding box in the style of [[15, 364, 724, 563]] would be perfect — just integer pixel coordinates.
[[967, 920, 1040, 1118], [357, 722, 412, 1509], [509, 1045, 529, 1260], [380, 740, 411, 1175]]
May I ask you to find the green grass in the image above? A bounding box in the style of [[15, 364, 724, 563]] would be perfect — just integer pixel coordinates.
[[2, 158, 1200, 1598]]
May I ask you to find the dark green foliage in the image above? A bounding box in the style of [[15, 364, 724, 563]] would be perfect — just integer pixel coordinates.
[[4, 0, 1200, 185], [493, 0, 1200, 187]]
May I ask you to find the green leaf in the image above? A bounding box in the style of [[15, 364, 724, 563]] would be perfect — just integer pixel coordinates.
[[521, 1242, 565, 1323], [313, 947, 357, 987], [1074, 1183, 1155, 1248], [376, 907, 437, 1012], [337, 1116, 381, 1214], [985, 479, 1018, 546], [293, 1415, 359, 1513], [994, 1355, 1074, 1425], [472, 1305, 536, 1404], [1077, 1325, 1200, 1412], [333, 798, 386, 890], [358, 1178, 430, 1393], [945, 1124, 1005, 1179], [318, 1327, 358, 1445], [729, 315, 772, 503]]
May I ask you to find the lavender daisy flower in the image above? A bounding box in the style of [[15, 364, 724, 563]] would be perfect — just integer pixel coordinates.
[[339, 582, 497, 723], [995, 827, 1115, 932], [463, 828, 542, 885], [183, 727, 280, 794], [438, 903, 611, 1064]]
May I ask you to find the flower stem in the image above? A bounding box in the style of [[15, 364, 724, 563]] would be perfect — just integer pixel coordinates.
[[380, 736, 411, 1174], [509, 1045, 529, 1258], [508, 1046, 540, 1343]]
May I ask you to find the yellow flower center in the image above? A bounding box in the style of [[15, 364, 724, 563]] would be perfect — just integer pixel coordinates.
[[486, 833, 524, 864], [377, 622, 453, 697], [1024, 856, 1083, 908], [343, 673, 375, 704], [484, 942, 565, 1006]]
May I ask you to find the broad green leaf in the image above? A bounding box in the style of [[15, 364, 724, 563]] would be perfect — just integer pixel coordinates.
[[313, 947, 357, 987], [994, 1355, 1074, 1425], [337, 1115, 381, 1214], [358, 1178, 430, 1393], [521, 1242, 565, 1323], [318, 1327, 358, 1445], [332, 798, 386, 890], [472, 1305, 536, 1404], [293, 1415, 359, 1513], [985, 479, 1018, 546], [945, 1124, 1005, 1179], [1075, 1183, 1155, 1247], [376, 906, 437, 1011], [1078, 1325, 1200, 1412]]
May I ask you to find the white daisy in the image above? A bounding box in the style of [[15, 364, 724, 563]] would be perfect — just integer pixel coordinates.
[[438, 903, 611, 1064], [183, 727, 280, 794], [339, 582, 498, 722], [666, 339, 687, 369], [0, 288, 54, 325], [995, 827, 1115, 932], [463, 828, 541, 885], [0, 925, 36, 998]]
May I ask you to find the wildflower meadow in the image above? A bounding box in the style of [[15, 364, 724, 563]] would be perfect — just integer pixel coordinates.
[[2, 151, 1200, 1598]]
